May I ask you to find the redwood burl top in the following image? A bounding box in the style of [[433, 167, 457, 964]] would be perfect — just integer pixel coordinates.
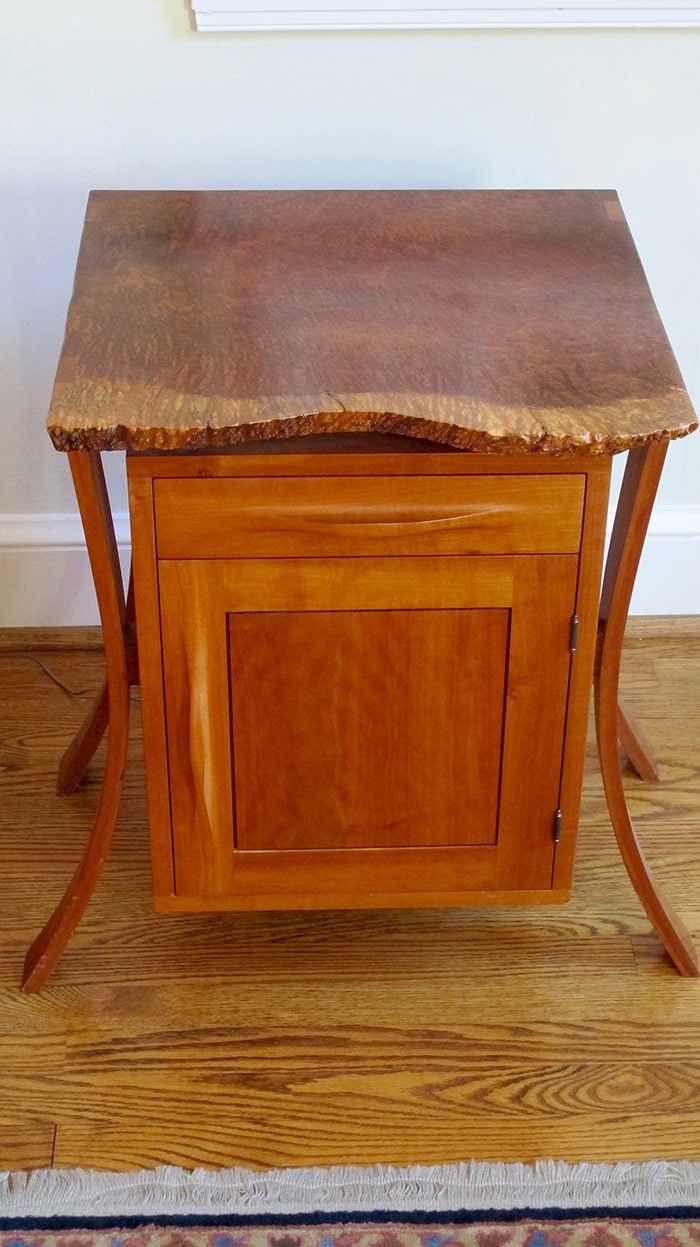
[[47, 190, 697, 455]]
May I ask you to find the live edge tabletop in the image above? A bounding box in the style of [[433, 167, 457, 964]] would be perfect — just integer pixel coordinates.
[[25, 189, 698, 992]]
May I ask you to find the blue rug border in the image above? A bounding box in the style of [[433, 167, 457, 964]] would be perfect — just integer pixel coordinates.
[[1, 1206, 700, 1232]]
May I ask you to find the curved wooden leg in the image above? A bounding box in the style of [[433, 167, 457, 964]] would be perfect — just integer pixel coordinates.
[[617, 698, 661, 783], [595, 442, 699, 975], [55, 568, 136, 795], [57, 679, 110, 795], [22, 451, 131, 992]]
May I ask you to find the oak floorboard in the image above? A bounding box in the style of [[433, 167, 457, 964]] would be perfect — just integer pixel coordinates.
[[1, 627, 700, 1170], [0, 1123, 56, 1169], [0, 1036, 66, 1170], [51, 1115, 700, 1170]]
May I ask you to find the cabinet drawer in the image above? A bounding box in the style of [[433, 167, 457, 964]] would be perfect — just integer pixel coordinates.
[[154, 474, 585, 558]]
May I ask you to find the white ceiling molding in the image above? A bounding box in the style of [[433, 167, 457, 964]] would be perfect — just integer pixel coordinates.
[[191, 0, 700, 30]]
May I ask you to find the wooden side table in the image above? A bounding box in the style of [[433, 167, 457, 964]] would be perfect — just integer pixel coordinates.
[[23, 190, 698, 991]]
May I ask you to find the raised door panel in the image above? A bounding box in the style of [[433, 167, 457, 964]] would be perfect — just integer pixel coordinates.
[[158, 552, 578, 903], [228, 607, 509, 851]]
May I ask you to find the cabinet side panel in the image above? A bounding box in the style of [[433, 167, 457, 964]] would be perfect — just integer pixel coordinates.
[[127, 470, 175, 898], [552, 461, 612, 891]]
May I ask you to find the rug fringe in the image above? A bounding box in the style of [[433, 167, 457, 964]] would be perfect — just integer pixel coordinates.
[[2, 1160, 700, 1218]]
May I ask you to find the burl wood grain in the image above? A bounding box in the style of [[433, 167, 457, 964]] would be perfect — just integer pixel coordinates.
[[47, 191, 697, 456]]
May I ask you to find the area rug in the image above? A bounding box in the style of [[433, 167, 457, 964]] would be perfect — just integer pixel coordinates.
[[3, 1220, 700, 1247], [3, 1161, 700, 1228]]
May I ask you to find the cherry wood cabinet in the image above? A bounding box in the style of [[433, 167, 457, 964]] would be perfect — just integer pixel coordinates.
[[128, 448, 610, 912], [23, 190, 698, 990]]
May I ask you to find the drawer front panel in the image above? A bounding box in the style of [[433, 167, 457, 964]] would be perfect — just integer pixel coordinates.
[[154, 474, 585, 559]]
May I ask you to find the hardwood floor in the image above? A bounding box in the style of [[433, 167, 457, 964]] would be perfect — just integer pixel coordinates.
[[1, 621, 700, 1171]]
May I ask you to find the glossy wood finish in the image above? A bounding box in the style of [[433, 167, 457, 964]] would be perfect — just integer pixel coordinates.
[[143, 453, 588, 907], [47, 192, 696, 455], [229, 607, 507, 851], [21, 453, 133, 993], [164, 553, 574, 894], [550, 461, 612, 894], [33, 191, 697, 986], [594, 442, 699, 976], [3, 626, 700, 1170], [153, 474, 586, 558]]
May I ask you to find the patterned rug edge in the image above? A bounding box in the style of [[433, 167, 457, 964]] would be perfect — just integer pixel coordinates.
[[2, 1161, 700, 1220]]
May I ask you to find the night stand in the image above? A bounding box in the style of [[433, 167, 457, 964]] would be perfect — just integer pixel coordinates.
[[24, 189, 698, 989]]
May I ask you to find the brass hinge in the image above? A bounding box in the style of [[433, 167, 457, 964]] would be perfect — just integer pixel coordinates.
[[569, 613, 579, 654], [553, 808, 563, 843]]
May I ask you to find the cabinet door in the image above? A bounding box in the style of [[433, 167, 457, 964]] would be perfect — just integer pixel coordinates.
[[229, 606, 508, 851], [158, 552, 578, 906]]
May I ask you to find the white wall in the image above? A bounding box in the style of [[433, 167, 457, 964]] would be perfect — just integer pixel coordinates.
[[1, 0, 699, 623]]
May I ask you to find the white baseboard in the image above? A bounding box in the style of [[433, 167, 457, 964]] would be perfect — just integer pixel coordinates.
[[0, 507, 698, 627], [0, 513, 131, 627], [625, 508, 700, 615]]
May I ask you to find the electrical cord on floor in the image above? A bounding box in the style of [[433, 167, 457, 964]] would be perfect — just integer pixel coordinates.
[[0, 652, 140, 701], [0, 651, 88, 696]]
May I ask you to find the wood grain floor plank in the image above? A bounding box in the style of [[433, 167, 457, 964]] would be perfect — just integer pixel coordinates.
[[56, 1023, 700, 1072], [40, 1039, 700, 1166], [0, 1123, 56, 1170], [40, 970, 700, 1029], [50, 1092, 700, 1167], [47, 967, 698, 1027], [0, 913, 641, 986], [0, 1035, 66, 1169], [2, 624, 700, 1169], [51, 1113, 700, 1170]]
